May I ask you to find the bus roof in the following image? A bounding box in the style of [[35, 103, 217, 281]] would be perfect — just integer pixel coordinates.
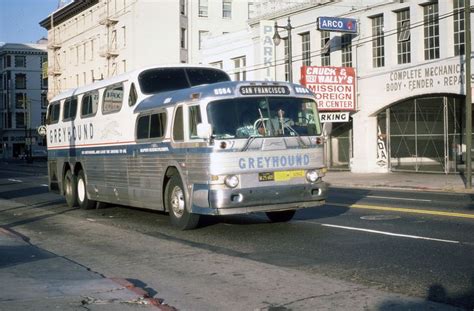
[[49, 64, 229, 103], [134, 81, 314, 113]]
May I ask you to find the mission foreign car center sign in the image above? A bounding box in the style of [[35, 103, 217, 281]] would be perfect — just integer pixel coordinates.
[[300, 66, 356, 112]]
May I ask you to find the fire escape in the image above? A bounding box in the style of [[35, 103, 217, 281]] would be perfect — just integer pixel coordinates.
[[99, 2, 119, 78], [47, 15, 62, 98]]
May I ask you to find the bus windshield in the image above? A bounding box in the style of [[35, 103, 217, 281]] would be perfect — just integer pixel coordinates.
[[207, 97, 321, 139], [139, 67, 230, 94]]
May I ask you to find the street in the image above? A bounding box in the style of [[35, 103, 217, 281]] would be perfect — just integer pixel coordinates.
[[0, 161, 473, 310]]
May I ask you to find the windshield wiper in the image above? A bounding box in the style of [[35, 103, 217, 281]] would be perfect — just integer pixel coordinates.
[[284, 123, 309, 148], [240, 134, 260, 151]]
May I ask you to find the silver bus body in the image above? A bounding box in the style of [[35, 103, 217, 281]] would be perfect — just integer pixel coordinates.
[[46, 66, 327, 229]]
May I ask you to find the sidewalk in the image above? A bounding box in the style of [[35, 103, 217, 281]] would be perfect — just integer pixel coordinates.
[[324, 170, 474, 193], [0, 227, 172, 311]]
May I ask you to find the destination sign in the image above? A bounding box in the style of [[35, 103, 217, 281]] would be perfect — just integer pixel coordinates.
[[240, 86, 290, 96], [317, 17, 358, 33]]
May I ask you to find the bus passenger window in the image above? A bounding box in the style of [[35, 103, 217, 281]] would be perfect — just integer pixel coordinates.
[[188, 106, 202, 139], [173, 107, 184, 141], [47, 102, 60, 124], [136, 115, 150, 139], [103, 83, 123, 114], [81, 90, 99, 117], [128, 83, 138, 106], [150, 113, 166, 138], [63, 97, 78, 121]]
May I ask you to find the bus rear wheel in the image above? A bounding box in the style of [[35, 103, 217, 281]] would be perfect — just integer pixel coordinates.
[[165, 175, 199, 230], [77, 170, 96, 209], [64, 170, 78, 208], [266, 210, 296, 222]]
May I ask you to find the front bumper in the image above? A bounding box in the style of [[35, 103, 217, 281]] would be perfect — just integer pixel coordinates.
[[190, 181, 327, 215]]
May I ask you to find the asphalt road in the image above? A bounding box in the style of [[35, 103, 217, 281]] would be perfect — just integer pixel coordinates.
[[0, 161, 473, 310]]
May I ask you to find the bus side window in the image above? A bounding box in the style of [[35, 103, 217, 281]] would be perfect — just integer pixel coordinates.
[[128, 83, 138, 106], [136, 115, 150, 140], [103, 83, 124, 114], [47, 102, 60, 124], [173, 107, 184, 141], [188, 105, 202, 139], [81, 90, 99, 117], [150, 113, 166, 138], [63, 97, 78, 121]]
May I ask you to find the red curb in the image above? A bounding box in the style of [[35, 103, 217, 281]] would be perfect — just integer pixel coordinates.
[[109, 278, 177, 310], [0, 227, 21, 239]]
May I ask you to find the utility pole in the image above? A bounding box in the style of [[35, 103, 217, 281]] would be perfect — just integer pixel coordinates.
[[465, 0, 472, 189]]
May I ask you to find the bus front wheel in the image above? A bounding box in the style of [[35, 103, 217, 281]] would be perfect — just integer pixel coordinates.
[[77, 170, 96, 209], [64, 170, 78, 208], [266, 210, 296, 223], [165, 175, 199, 230]]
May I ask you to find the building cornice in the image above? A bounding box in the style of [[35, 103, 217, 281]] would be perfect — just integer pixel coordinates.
[[39, 0, 99, 30]]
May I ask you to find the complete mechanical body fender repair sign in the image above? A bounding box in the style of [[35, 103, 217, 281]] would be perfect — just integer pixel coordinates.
[[300, 66, 356, 111]]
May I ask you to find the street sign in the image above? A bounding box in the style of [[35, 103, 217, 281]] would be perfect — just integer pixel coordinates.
[[37, 125, 47, 137], [320, 112, 350, 123], [317, 17, 357, 33]]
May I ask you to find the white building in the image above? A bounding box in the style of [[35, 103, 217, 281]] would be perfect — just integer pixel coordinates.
[[0, 43, 48, 158], [201, 0, 472, 174], [39, 0, 259, 99]]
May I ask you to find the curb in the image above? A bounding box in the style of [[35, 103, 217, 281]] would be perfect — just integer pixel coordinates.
[[327, 182, 474, 194]]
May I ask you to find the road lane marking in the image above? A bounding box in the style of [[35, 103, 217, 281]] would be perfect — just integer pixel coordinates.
[[329, 202, 474, 220], [7, 179, 22, 183], [367, 195, 432, 202], [321, 223, 460, 244]]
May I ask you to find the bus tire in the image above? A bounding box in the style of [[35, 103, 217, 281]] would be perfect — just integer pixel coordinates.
[[165, 175, 199, 230], [77, 170, 96, 210], [64, 170, 78, 208], [266, 210, 296, 223]]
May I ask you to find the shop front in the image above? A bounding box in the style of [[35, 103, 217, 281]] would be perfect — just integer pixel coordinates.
[[377, 95, 466, 174]]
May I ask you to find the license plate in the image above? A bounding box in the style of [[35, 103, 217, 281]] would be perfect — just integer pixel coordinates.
[[259, 170, 304, 182]]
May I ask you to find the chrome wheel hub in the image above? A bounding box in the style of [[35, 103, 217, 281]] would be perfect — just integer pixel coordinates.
[[170, 186, 185, 218]]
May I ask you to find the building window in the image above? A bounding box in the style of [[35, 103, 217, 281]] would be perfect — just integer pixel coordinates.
[[180, 28, 187, 49], [223, 0, 232, 19], [199, 0, 208, 17], [15, 73, 26, 89], [454, 0, 465, 56], [210, 61, 223, 69], [397, 9, 411, 64], [15, 56, 26, 67], [16, 112, 25, 128], [180, 0, 186, 15], [233, 56, 246, 81], [15, 93, 27, 109], [341, 34, 353, 67], [41, 93, 47, 108], [248, 2, 255, 19], [4, 55, 11, 68], [301, 32, 311, 66], [423, 2, 439, 60], [199, 30, 209, 50], [371, 15, 385, 68], [320, 31, 330, 66]]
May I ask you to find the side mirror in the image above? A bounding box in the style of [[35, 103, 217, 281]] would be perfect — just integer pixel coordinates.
[[323, 122, 332, 137], [197, 123, 212, 140]]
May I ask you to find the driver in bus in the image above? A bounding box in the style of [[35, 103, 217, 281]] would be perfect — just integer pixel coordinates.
[[270, 108, 294, 135]]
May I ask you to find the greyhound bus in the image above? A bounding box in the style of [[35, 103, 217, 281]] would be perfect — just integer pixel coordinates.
[[46, 65, 327, 229]]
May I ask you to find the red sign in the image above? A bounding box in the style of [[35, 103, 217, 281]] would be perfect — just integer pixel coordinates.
[[300, 66, 356, 111]]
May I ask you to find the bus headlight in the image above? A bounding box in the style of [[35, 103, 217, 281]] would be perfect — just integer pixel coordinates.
[[224, 175, 239, 188], [306, 170, 319, 182]]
